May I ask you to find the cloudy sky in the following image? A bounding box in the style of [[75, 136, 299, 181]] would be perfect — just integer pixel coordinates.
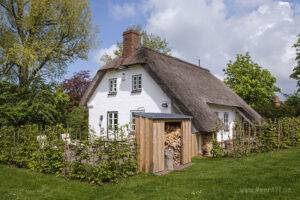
[[68, 0, 300, 96]]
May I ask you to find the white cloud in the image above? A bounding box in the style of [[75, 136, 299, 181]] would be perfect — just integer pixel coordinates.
[[110, 3, 136, 20], [94, 44, 118, 67], [143, 0, 300, 94]]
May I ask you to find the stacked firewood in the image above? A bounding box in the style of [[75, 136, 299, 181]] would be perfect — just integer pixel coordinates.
[[165, 126, 181, 166]]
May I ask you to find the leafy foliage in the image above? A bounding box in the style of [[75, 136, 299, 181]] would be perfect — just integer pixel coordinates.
[[224, 53, 280, 111], [65, 106, 89, 140], [290, 34, 300, 90], [259, 93, 300, 119], [0, 124, 137, 185], [283, 93, 300, 116], [62, 70, 91, 107], [229, 117, 300, 158], [0, 0, 94, 87], [0, 81, 69, 126], [101, 25, 171, 64], [211, 138, 223, 158]]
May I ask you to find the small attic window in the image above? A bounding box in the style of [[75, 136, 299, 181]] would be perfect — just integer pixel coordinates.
[[108, 78, 117, 95], [132, 74, 142, 93]]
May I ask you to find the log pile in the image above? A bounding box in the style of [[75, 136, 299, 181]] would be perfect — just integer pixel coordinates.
[[165, 124, 181, 167]]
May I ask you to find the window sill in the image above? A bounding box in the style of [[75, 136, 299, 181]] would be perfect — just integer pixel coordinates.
[[131, 90, 142, 94], [108, 92, 117, 96]]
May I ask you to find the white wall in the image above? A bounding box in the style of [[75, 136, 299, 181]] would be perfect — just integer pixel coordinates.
[[87, 65, 171, 137], [209, 104, 237, 142]]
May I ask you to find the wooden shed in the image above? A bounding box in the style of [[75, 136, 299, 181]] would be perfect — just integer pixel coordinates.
[[134, 113, 198, 173]]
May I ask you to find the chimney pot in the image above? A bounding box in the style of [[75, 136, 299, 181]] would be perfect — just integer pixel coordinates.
[[122, 30, 141, 58]]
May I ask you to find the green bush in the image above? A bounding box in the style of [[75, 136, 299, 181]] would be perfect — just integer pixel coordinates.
[[211, 138, 223, 158], [65, 106, 89, 140], [67, 134, 137, 185], [0, 124, 137, 185], [0, 81, 70, 127], [230, 117, 300, 157]]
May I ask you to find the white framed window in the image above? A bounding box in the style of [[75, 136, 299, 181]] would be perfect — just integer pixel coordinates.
[[130, 109, 145, 131], [107, 111, 118, 137], [223, 112, 229, 131], [132, 74, 142, 92], [108, 78, 117, 94]]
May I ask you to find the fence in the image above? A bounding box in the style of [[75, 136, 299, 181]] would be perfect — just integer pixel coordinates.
[[0, 125, 137, 185], [218, 117, 300, 157]]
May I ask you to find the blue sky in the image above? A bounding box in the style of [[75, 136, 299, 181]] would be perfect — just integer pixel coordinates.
[[67, 0, 147, 76], [67, 0, 300, 96]]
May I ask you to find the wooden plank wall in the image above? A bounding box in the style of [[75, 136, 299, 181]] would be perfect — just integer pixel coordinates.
[[181, 120, 199, 164], [135, 116, 143, 172], [152, 120, 165, 172], [136, 117, 196, 173], [191, 133, 198, 156], [136, 117, 165, 173]]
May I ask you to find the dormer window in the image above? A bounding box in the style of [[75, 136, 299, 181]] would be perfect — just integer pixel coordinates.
[[132, 74, 142, 93], [109, 78, 117, 95]]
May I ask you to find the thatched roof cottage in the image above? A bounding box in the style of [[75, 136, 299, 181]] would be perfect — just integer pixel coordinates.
[[81, 30, 261, 155]]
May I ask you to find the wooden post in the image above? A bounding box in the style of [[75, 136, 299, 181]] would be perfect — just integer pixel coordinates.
[[248, 124, 251, 154], [253, 124, 257, 152], [277, 120, 280, 149]]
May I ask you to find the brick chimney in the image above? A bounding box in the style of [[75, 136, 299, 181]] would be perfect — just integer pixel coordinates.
[[273, 95, 281, 108], [122, 30, 141, 58]]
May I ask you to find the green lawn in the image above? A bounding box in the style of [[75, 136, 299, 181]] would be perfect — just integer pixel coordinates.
[[1, 147, 300, 200]]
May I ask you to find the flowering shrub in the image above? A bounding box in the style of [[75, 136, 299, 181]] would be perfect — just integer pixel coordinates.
[[0, 125, 137, 185]]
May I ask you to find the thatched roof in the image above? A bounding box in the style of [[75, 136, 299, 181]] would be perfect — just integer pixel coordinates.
[[80, 47, 261, 132]]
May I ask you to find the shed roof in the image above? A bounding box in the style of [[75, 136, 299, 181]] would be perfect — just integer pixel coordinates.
[[133, 112, 192, 120]]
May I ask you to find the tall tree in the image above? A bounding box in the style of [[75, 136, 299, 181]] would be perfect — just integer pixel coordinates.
[[0, 0, 93, 87], [62, 70, 91, 107], [101, 25, 171, 64], [290, 35, 300, 90], [0, 81, 70, 126], [224, 53, 280, 111]]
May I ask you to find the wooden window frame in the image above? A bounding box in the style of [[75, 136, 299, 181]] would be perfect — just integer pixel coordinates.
[[132, 74, 142, 93], [108, 78, 117, 95], [107, 111, 118, 138]]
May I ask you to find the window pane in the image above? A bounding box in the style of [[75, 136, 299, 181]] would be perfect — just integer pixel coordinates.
[[109, 79, 117, 93], [133, 75, 142, 91], [224, 113, 229, 123]]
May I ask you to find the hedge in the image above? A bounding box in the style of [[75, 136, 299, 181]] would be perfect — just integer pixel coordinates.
[[0, 125, 137, 185], [212, 117, 300, 157]]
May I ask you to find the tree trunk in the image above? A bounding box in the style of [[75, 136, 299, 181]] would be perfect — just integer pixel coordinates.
[[18, 66, 29, 87]]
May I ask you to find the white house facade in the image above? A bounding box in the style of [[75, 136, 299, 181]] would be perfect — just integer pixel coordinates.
[[87, 65, 172, 137], [209, 104, 238, 142], [87, 63, 243, 141]]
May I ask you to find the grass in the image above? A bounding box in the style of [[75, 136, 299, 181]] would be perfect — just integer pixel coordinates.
[[0, 147, 300, 200]]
